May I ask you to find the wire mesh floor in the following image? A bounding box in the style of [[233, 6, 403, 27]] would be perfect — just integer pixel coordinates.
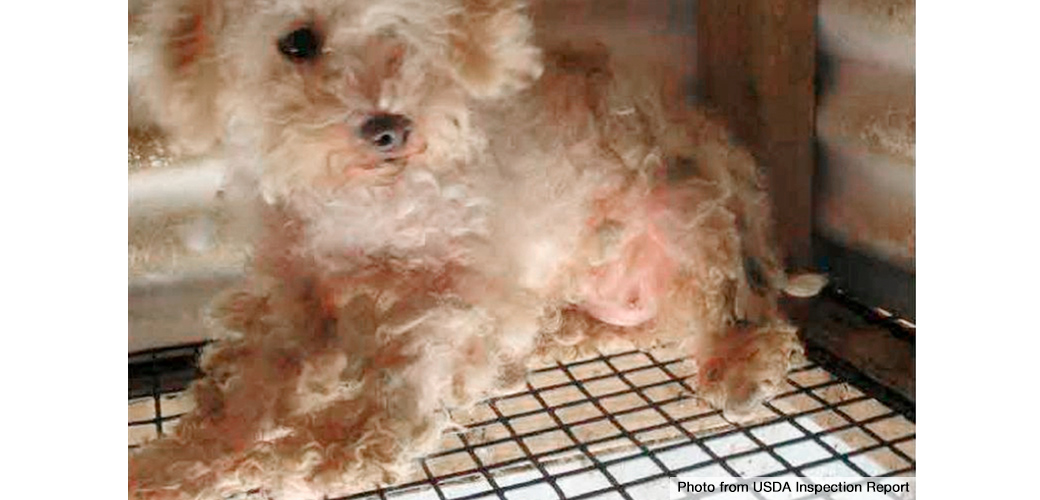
[[129, 329, 914, 499]]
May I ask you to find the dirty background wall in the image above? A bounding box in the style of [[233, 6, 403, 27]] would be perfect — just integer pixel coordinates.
[[815, 0, 915, 318]]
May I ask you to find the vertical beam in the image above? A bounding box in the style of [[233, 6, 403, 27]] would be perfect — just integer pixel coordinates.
[[698, 0, 818, 269]]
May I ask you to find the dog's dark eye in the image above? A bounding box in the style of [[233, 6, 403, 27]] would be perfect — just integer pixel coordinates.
[[277, 26, 322, 61]]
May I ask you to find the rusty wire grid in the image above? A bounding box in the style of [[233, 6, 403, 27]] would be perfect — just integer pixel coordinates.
[[129, 290, 915, 500]]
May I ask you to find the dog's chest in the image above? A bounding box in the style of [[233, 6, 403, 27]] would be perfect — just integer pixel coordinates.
[[302, 168, 490, 270]]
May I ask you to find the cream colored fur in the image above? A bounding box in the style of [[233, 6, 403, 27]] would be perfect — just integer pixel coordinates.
[[129, 1, 804, 498]]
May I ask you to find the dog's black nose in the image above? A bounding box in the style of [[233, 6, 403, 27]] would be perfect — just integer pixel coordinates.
[[358, 113, 412, 154]]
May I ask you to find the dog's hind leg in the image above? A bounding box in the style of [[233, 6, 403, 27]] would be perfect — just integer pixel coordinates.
[[129, 281, 335, 499], [648, 167, 803, 422], [213, 292, 541, 498], [128, 338, 275, 499]]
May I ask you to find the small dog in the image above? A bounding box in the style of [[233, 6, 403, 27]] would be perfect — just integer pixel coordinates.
[[129, 0, 807, 498]]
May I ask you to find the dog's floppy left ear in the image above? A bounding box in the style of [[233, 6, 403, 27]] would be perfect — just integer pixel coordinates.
[[135, 0, 231, 155], [449, 0, 543, 99]]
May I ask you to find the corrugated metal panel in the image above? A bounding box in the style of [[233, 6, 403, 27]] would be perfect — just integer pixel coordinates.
[[818, 0, 914, 72], [815, 0, 915, 318], [127, 138, 249, 352], [817, 64, 914, 272]]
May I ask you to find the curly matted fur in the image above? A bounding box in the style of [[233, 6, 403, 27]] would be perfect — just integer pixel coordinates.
[[129, 0, 805, 498]]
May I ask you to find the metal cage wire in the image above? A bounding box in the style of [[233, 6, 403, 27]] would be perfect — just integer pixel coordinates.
[[128, 288, 915, 500]]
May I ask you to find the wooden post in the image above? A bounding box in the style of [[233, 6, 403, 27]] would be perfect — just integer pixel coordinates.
[[698, 0, 817, 269]]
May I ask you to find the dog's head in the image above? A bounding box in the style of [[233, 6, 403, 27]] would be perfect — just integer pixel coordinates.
[[139, 0, 542, 202]]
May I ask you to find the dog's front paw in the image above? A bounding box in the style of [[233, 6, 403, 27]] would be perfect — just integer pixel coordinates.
[[695, 323, 803, 422]]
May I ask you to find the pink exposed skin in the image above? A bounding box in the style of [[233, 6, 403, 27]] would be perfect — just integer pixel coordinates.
[[578, 184, 693, 328], [580, 218, 675, 327]]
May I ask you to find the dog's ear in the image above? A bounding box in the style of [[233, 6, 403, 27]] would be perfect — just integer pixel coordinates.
[[136, 0, 229, 155], [448, 0, 543, 99]]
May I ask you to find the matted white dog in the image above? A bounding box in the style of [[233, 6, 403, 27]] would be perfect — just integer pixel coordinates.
[[128, 1, 811, 498]]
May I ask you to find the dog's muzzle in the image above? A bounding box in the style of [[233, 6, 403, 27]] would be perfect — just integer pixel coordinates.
[[359, 113, 413, 156]]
